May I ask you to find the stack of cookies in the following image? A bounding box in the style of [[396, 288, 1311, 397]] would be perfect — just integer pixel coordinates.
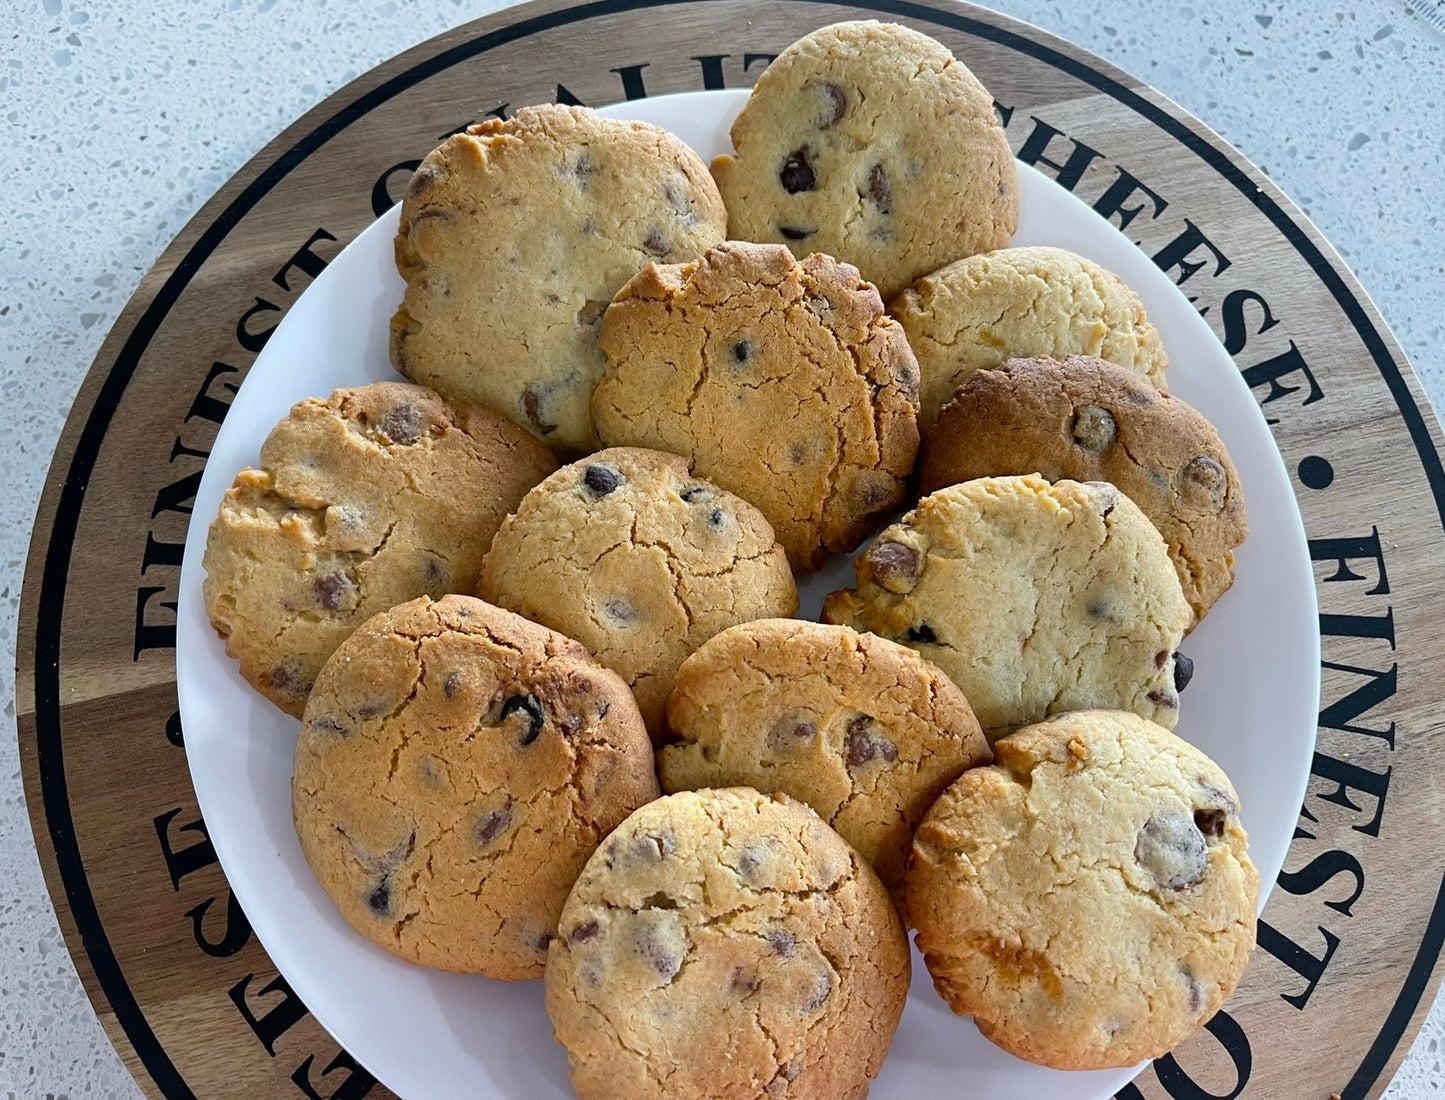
[[202, 18, 1258, 1098]]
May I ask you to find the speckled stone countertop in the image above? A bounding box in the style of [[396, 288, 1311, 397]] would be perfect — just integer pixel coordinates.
[[2, 1, 1441, 1096]]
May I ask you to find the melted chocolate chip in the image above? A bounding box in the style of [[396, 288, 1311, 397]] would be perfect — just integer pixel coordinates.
[[1180, 454, 1228, 505], [802, 969, 832, 1013], [731, 337, 752, 364], [1194, 807, 1227, 838], [1136, 813, 1207, 889], [603, 598, 634, 622], [1182, 965, 1205, 1015], [634, 925, 683, 980], [707, 506, 726, 530], [867, 163, 891, 211], [768, 715, 817, 755], [1072, 405, 1118, 451], [731, 966, 761, 994], [639, 828, 676, 861], [309, 714, 349, 736], [583, 464, 622, 497], [365, 881, 392, 916], [816, 81, 847, 127], [311, 570, 351, 610], [904, 623, 937, 644], [268, 660, 307, 696], [475, 799, 515, 846], [1173, 651, 1195, 692], [766, 928, 796, 958], [568, 918, 600, 943], [380, 402, 423, 445], [778, 225, 815, 241], [1146, 688, 1179, 709], [642, 227, 669, 256], [521, 384, 556, 435], [442, 671, 462, 700], [779, 147, 815, 193], [501, 693, 545, 745], [867, 540, 921, 593], [846, 716, 898, 769], [680, 484, 713, 503]]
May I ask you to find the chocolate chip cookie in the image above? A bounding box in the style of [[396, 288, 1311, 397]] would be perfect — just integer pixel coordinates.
[[202, 381, 556, 716], [477, 447, 797, 740], [544, 787, 910, 1099], [292, 594, 659, 979], [660, 618, 990, 896], [390, 104, 728, 454], [921, 354, 1247, 624], [889, 246, 1169, 429], [711, 20, 1017, 300], [591, 241, 919, 571], [821, 475, 1193, 736], [906, 710, 1257, 1069]]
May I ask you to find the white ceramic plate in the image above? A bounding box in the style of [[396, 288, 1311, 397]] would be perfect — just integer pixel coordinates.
[[176, 89, 1319, 1099]]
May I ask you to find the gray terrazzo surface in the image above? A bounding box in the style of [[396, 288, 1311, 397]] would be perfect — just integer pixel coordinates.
[[1, 0, 1441, 1096]]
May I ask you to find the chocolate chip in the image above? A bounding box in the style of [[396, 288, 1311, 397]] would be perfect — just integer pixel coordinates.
[[867, 163, 891, 211], [442, 672, 462, 699], [1136, 813, 1207, 889], [380, 402, 422, 445], [639, 828, 676, 861], [423, 557, 448, 589], [1173, 652, 1195, 692], [904, 623, 937, 644], [767, 715, 817, 755], [1180, 455, 1228, 510], [816, 80, 847, 127], [1072, 405, 1117, 451], [731, 337, 752, 364], [1086, 599, 1121, 624], [642, 227, 669, 256], [568, 918, 600, 944], [365, 881, 392, 916], [866, 540, 921, 593], [603, 598, 634, 622], [706, 506, 726, 530], [1197, 777, 1240, 815], [766, 928, 796, 958], [779, 225, 815, 241], [501, 693, 545, 745], [846, 716, 898, 769], [521, 384, 556, 435], [583, 463, 622, 497], [1146, 688, 1179, 709], [680, 485, 713, 503], [787, 442, 806, 465], [1194, 808, 1227, 838], [779, 147, 815, 193], [568, 150, 594, 186], [268, 659, 307, 697], [731, 966, 761, 994], [634, 924, 683, 980], [1181, 965, 1205, 1015], [309, 714, 348, 736], [802, 969, 832, 1013], [475, 799, 515, 846]]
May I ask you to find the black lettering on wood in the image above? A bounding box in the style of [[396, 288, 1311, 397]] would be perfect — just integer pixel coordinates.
[[1256, 919, 1341, 1011], [237, 297, 283, 354], [1276, 848, 1365, 917], [185, 361, 240, 425], [743, 53, 776, 72], [134, 586, 178, 658], [1152, 219, 1231, 286], [1319, 659, 1397, 748], [1218, 288, 1281, 356], [153, 807, 217, 890], [186, 891, 252, 958], [150, 469, 201, 519], [692, 54, 728, 90], [610, 63, 649, 100], [1152, 1008, 1251, 1099], [371, 160, 421, 218], [274, 228, 338, 292], [1093, 167, 1169, 233], [229, 972, 310, 1057], [1016, 116, 1103, 192], [140, 531, 184, 574], [292, 1050, 378, 1099], [1309, 529, 1389, 594], [1310, 751, 1390, 837], [166, 709, 184, 748], [1240, 341, 1323, 419]]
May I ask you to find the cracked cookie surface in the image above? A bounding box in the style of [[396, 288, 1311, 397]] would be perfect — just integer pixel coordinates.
[[544, 787, 909, 1099], [202, 381, 556, 717], [291, 594, 658, 979], [660, 618, 990, 898], [591, 242, 919, 572], [711, 20, 1017, 300], [389, 104, 727, 455], [905, 710, 1257, 1069], [921, 355, 1247, 624], [889, 246, 1169, 429], [478, 447, 797, 740], [821, 475, 1193, 736]]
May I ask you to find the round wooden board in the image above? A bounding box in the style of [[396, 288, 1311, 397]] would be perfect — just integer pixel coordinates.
[[15, 1, 1444, 1097]]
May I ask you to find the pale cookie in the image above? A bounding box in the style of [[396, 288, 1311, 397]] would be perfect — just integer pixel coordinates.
[[390, 104, 727, 454], [712, 20, 1017, 300], [292, 594, 659, 980], [921, 354, 1247, 624], [592, 242, 919, 571], [890, 246, 1169, 429], [821, 475, 1193, 736], [905, 710, 1257, 1069], [544, 788, 910, 1099], [478, 447, 798, 740], [202, 381, 556, 717], [660, 618, 990, 897]]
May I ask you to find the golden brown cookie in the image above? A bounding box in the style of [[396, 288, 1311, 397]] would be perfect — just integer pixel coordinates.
[[478, 447, 797, 740], [544, 788, 910, 1099], [906, 710, 1258, 1069], [921, 354, 1247, 624], [821, 475, 1193, 736], [890, 246, 1169, 429], [390, 104, 728, 454], [591, 241, 919, 571], [711, 21, 1017, 299], [660, 618, 990, 897], [292, 595, 659, 980], [202, 381, 556, 716]]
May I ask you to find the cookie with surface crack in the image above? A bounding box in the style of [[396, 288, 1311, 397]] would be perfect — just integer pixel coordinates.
[[905, 710, 1257, 1069], [660, 618, 990, 898], [821, 474, 1193, 736], [292, 594, 658, 979], [591, 241, 919, 571], [202, 381, 556, 717], [478, 447, 797, 740], [544, 787, 910, 1099], [890, 247, 1170, 429], [711, 20, 1017, 300], [921, 354, 1246, 625], [390, 103, 728, 455]]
